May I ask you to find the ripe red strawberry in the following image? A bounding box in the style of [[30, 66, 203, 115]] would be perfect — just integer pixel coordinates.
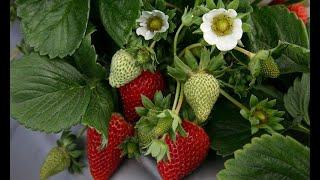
[[119, 71, 165, 122], [157, 120, 210, 180], [288, 3, 308, 24], [87, 113, 134, 180]]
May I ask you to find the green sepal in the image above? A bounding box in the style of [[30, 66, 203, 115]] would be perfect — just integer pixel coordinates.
[[184, 49, 199, 71], [199, 47, 211, 71], [242, 23, 252, 33], [141, 95, 156, 109], [174, 56, 193, 75], [207, 52, 225, 74], [167, 66, 188, 81], [206, 0, 216, 9], [217, 0, 225, 8], [145, 139, 170, 162], [120, 136, 141, 159], [192, 5, 210, 16], [227, 0, 239, 10], [193, 28, 203, 34], [135, 107, 148, 116]]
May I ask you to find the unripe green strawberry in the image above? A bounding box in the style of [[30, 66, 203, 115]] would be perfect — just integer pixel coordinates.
[[154, 118, 173, 137], [184, 72, 220, 123], [260, 56, 280, 78], [138, 129, 155, 147], [109, 49, 142, 88], [40, 147, 70, 180]]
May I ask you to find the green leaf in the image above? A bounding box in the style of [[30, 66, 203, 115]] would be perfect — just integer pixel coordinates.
[[205, 100, 252, 156], [271, 41, 309, 73], [99, 0, 140, 47], [82, 83, 114, 140], [16, 0, 90, 58], [217, 133, 310, 180], [10, 53, 91, 133], [73, 24, 106, 80], [284, 73, 310, 125], [227, 0, 239, 10], [249, 6, 309, 73]]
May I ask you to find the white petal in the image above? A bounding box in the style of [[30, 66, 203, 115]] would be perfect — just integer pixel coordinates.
[[159, 21, 169, 32], [216, 35, 238, 51], [139, 21, 147, 27], [232, 18, 243, 40], [202, 8, 227, 23], [144, 31, 155, 40], [142, 11, 152, 18], [203, 31, 219, 45], [153, 10, 165, 19], [136, 27, 148, 36], [227, 9, 237, 18], [163, 14, 169, 22], [200, 22, 212, 33]]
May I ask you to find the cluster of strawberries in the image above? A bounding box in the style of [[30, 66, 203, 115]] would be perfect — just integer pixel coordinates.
[[86, 1, 309, 180]]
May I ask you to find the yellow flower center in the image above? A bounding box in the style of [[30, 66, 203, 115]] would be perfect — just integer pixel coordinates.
[[211, 14, 233, 36], [147, 16, 163, 31]]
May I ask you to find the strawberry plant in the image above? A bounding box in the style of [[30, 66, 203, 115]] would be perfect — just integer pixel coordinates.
[[10, 0, 310, 179]]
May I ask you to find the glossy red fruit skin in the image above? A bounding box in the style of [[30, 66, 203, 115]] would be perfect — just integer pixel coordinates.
[[119, 71, 165, 123], [157, 120, 210, 180], [288, 3, 308, 24], [87, 113, 134, 180]]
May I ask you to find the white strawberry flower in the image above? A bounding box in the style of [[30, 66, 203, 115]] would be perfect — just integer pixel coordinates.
[[136, 10, 169, 40], [200, 8, 243, 51]]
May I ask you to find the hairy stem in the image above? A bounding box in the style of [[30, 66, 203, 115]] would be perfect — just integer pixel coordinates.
[[220, 89, 249, 111], [234, 46, 255, 58], [175, 84, 184, 114], [178, 42, 203, 57], [172, 81, 181, 111], [149, 40, 156, 49], [173, 24, 184, 57]]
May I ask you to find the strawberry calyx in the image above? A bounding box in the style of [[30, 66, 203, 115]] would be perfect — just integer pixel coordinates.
[[120, 136, 141, 159], [126, 45, 158, 73], [134, 91, 187, 162], [240, 95, 285, 134], [56, 130, 85, 174]]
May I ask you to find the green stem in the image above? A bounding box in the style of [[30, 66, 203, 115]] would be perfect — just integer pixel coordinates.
[[234, 46, 255, 59], [173, 24, 184, 57], [175, 84, 184, 114], [172, 81, 181, 111], [178, 42, 203, 57], [149, 40, 156, 49], [220, 89, 249, 111], [218, 80, 236, 89], [77, 126, 88, 138]]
